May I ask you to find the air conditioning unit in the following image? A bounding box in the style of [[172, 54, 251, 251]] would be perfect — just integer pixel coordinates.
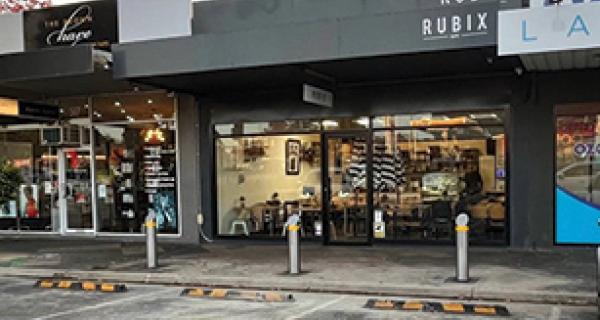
[[40, 125, 90, 146]]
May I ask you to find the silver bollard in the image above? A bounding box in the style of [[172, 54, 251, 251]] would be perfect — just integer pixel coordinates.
[[455, 213, 470, 282], [284, 214, 301, 275], [145, 213, 158, 269]]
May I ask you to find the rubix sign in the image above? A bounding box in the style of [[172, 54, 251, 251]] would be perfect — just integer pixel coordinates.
[[0, 0, 51, 14]]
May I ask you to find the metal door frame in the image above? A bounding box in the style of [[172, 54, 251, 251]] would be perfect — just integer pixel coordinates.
[[58, 147, 96, 235], [321, 131, 373, 245]]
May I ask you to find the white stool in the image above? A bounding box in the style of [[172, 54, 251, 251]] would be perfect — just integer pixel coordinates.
[[230, 220, 249, 236]]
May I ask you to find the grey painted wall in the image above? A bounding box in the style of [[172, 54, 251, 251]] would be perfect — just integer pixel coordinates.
[[177, 94, 201, 244], [192, 0, 522, 34], [508, 70, 600, 248], [113, 0, 522, 79]]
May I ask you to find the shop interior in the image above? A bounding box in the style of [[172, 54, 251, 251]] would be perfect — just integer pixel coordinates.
[[215, 111, 507, 244]]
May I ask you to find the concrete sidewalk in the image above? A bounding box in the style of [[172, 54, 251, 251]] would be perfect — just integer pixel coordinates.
[[0, 239, 595, 306]]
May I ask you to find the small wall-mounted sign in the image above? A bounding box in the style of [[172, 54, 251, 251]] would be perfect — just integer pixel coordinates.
[[303, 84, 333, 108]]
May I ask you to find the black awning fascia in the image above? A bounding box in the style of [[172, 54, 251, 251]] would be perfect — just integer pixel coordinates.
[[0, 45, 95, 83]]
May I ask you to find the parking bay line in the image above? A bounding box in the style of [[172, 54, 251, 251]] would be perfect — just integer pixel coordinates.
[[285, 295, 347, 320], [32, 288, 173, 320]]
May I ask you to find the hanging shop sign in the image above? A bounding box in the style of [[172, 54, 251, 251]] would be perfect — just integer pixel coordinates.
[[0, 98, 58, 120], [0, 0, 50, 14], [498, 3, 600, 56], [23, 0, 117, 51], [303, 84, 333, 108]]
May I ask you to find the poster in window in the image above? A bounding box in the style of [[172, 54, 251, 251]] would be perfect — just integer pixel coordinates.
[[19, 184, 39, 218], [555, 105, 600, 245], [150, 191, 176, 231], [286, 139, 301, 176]]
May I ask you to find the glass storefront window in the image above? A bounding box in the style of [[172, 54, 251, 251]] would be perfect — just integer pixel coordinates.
[[93, 93, 178, 234], [322, 117, 369, 130], [373, 111, 505, 128], [216, 134, 322, 238], [94, 122, 178, 234], [373, 122, 506, 243], [0, 129, 58, 232], [555, 104, 600, 244]]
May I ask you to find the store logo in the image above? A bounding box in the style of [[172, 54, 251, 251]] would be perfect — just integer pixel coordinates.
[[521, 14, 590, 43], [422, 11, 488, 40], [45, 5, 94, 47], [574, 143, 600, 158]]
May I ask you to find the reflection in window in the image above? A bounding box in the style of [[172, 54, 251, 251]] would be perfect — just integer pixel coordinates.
[[373, 123, 506, 243], [216, 135, 322, 238], [556, 107, 600, 205]]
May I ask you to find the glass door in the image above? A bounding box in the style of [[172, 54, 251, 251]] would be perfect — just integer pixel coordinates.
[[323, 133, 372, 244], [59, 148, 94, 233]]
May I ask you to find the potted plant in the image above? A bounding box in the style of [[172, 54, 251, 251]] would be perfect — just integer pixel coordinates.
[[0, 159, 23, 217]]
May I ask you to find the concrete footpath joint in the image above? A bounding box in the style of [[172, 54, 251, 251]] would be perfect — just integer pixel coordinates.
[[365, 299, 511, 317], [34, 278, 128, 293]]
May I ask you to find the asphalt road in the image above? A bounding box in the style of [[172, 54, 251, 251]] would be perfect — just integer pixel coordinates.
[[0, 277, 595, 320]]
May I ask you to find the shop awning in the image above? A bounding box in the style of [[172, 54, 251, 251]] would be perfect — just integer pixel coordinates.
[[112, 0, 522, 94], [113, 43, 522, 95], [0, 45, 134, 100]]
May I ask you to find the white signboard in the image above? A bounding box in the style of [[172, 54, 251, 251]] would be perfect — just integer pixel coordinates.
[[498, 3, 600, 56], [303, 84, 333, 108]]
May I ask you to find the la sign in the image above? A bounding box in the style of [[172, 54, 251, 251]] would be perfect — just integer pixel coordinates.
[[498, 3, 600, 56]]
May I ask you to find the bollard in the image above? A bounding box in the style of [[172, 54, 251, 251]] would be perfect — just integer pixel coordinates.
[[145, 212, 158, 269], [455, 213, 470, 282], [284, 214, 301, 275]]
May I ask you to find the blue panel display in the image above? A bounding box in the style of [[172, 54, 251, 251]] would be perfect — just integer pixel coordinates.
[[556, 186, 600, 244]]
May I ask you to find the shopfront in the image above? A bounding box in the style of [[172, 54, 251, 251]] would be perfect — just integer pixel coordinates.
[[0, 92, 181, 236], [0, 0, 201, 242], [213, 109, 508, 245]]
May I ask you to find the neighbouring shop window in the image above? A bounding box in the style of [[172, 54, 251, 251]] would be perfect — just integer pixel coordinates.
[[93, 93, 178, 234], [372, 111, 507, 244], [0, 129, 58, 232], [0, 97, 90, 233], [555, 104, 600, 244], [216, 134, 322, 238]]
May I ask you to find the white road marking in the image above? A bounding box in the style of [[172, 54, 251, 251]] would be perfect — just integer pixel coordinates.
[[549, 306, 561, 320], [31, 289, 172, 320], [285, 295, 347, 320]]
